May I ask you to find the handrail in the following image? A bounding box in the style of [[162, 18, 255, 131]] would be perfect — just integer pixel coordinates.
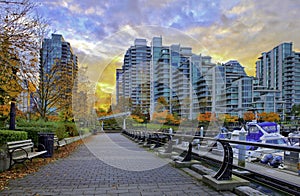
[[123, 130, 300, 181], [155, 132, 300, 152], [153, 131, 300, 180]]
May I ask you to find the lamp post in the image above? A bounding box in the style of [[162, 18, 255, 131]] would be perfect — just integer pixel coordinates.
[[9, 98, 16, 130]]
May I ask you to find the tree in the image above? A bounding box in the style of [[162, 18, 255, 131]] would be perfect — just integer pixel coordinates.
[[0, 0, 48, 129], [258, 112, 280, 122], [152, 111, 168, 124], [0, 104, 10, 127], [197, 112, 217, 123], [243, 111, 256, 122], [155, 96, 168, 112], [31, 58, 74, 121], [131, 114, 144, 123], [165, 113, 181, 125], [220, 114, 238, 124]]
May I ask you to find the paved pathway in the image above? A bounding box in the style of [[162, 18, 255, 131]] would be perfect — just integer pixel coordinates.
[[1, 133, 236, 196]]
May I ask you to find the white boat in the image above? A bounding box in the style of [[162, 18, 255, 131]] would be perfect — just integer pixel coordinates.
[[215, 121, 289, 167], [288, 131, 300, 146]]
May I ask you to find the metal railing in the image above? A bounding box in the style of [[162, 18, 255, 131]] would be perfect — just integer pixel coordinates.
[[123, 129, 300, 181]]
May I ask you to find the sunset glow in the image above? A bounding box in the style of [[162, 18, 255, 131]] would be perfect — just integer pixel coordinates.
[[37, 0, 300, 110]]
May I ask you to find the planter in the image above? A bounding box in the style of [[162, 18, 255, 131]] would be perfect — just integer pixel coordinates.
[[0, 147, 9, 172]]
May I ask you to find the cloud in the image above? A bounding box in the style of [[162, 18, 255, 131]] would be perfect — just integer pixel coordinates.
[[37, 0, 300, 109], [186, 0, 300, 75]]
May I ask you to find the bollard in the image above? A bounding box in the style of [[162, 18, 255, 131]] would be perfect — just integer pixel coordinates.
[[101, 121, 104, 131], [238, 127, 247, 167], [123, 118, 126, 130], [200, 126, 204, 137]]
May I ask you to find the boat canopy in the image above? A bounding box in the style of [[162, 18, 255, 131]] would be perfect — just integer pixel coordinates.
[[257, 122, 278, 133]]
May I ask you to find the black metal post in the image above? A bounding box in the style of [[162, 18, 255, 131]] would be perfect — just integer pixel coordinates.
[[9, 98, 16, 130]]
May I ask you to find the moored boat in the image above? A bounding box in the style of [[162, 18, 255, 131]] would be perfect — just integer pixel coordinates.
[[214, 121, 289, 167]]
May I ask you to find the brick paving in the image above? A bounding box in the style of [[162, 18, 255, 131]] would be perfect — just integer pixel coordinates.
[[1, 133, 236, 196]]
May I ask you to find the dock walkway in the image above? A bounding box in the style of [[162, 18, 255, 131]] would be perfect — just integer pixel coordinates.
[[1, 133, 235, 196]]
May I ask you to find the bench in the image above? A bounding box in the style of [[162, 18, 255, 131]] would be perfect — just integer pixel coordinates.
[[54, 135, 68, 150], [7, 139, 47, 169]]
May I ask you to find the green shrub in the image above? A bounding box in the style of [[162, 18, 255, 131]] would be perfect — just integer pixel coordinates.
[[17, 127, 54, 146], [55, 123, 69, 140], [15, 120, 78, 143], [64, 122, 78, 137], [0, 130, 28, 145], [17, 119, 59, 129]]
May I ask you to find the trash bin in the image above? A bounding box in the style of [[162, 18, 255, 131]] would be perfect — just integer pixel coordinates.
[[38, 133, 54, 158], [93, 129, 97, 135]]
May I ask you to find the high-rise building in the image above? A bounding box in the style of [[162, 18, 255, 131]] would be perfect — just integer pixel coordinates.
[[283, 52, 300, 116], [223, 60, 253, 117], [39, 34, 78, 115], [117, 37, 203, 119], [194, 56, 215, 114], [116, 39, 151, 114], [194, 60, 254, 118], [255, 42, 300, 119], [151, 37, 204, 119], [117, 38, 300, 122], [252, 79, 279, 114]]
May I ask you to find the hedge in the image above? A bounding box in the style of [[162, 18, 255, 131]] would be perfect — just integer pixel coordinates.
[[17, 127, 54, 146], [17, 119, 59, 129], [16, 122, 78, 145], [0, 130, 28, 145]]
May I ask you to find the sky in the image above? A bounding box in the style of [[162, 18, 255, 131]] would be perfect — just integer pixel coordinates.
[[36, 0, 300, 109]]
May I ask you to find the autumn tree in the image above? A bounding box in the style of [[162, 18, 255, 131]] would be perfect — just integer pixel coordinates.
[[152, 110, 168, 124], [0, 104, 10, 127], [155, 96, 168, 112], [258, 112, 280, 122], [0, 0, 48, 129], [243, 111, 255, 122], [131, 114, 144, 123], [130, 106, 150, 124], [23, 46, 78, 122], [219, 114, 238, 124], [197, 112, 217, 123], [165, 113, 181, 125]]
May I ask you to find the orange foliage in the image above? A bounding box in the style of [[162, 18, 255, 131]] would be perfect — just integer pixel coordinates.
[[220, 114, 238, 123], [243, 111, 255, 121], [151, 111, 181, 125], [197, 112, 217, 123], [131, 114, 144, 123], [47, 115, 60, 121], [152, 111, 168, 124], [258, 112, 280, 122], [0, 105, 10, 117], [96, 110, 107, 117], [166, 113, 181, 125], [16, 108, 25, 119]]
